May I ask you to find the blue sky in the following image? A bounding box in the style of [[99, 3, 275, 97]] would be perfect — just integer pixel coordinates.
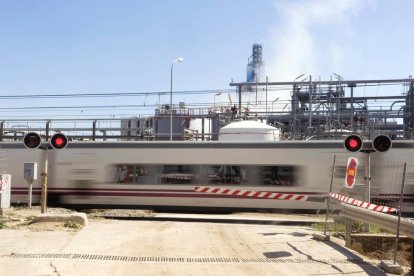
[[0, 0, 413, 118]]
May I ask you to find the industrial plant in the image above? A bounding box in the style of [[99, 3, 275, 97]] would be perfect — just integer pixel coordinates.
[[0, 44, 413, 142]]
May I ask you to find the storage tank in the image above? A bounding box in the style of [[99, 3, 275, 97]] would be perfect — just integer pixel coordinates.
[[218, 121, 280, 141]]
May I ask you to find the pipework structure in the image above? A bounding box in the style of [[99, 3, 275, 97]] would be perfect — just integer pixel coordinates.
[[230, 77, 414, 140], [246, 44, 265, 83]]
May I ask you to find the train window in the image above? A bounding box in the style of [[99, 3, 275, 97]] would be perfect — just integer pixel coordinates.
[[112, 164, 158, 184], [261, 166, 300, 186], [161, 165, 198, 184], [207, 165, 247, 185], [109, 164, 301, 186]]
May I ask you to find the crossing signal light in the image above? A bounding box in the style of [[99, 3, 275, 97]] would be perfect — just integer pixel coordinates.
[[344, 135, 363, 152], [50, 133, 68, 149], [372, 134, 392, 152], [23, 132, 42, 149]]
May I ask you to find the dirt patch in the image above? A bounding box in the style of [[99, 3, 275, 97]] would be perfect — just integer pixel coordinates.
[[350, 234, 412, 267], [1, 206, 81, 232]]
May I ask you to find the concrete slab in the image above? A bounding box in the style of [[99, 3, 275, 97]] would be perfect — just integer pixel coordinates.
[[312, 233, 330, 241], [0, 218, 393, 275], [380, 260, 404, 275], [34, 213, 88, 226]]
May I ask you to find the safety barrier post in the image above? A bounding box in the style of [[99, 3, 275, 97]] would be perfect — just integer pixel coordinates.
[[380, 162, 406, 275], [345, 218, 352, 248], [411, 238, 413, 275], [40, 149, 49, 214], [324, 155, 336, 235], [313, 155, 336, 241], [393, 163, 406, 264]]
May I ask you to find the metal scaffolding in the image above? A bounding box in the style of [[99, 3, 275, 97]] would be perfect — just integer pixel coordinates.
[[230, 77, 414, 140]]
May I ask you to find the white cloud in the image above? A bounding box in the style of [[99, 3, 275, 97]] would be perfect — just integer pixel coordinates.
[[267, 0, 371, 82]]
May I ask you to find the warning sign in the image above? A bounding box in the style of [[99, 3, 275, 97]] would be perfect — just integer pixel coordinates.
[[345, 157, 358, 188]]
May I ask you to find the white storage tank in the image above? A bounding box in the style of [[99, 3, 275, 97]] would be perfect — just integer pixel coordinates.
[[218, 121, 280, 141]]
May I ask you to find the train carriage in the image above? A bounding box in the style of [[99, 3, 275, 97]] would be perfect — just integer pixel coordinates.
[[1, 140, 413, 212]]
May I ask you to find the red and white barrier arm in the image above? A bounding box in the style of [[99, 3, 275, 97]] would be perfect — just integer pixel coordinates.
[[329, 192, 398, 213], [194, 186, 309, 201]]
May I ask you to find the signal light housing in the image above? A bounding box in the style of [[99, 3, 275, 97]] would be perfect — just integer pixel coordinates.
[[344, 135, 363, 152], [50, 133, 68, 150], [23, 132, 42, 149], [372, 134, 392, 152]]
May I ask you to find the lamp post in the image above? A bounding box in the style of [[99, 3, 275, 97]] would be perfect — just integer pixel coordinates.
[[214, 93, 222, 111], [272, 98, 279, 113], [170, 57, 184, 141]]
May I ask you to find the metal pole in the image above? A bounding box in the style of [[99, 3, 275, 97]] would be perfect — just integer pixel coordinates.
[[393, 162, 407, 264], [309, 75, 313, 128], [0, 121, 4, 142], [92, 120, 96, 141], [366, 152, 371, 204], [255, 76, 258, 106], [411, 238, 413, 275], [292, 84, 297, 139], [40, 148, 49, 214], [363, 151, 372, 233], [350, 84, 354, 123], [238, 85, 242, 117], [324, 155, 336, 235], [27, 181, 32, 208], [265, 76, 268, 121], [45, 121, 50, 141], [170, 62, 174, 141], [201, 118, 205, 141]]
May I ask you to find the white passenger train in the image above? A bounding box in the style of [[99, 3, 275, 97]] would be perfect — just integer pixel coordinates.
[[1, 140, 413, 212]]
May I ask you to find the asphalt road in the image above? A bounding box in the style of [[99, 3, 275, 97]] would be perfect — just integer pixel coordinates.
[[0, 216, 390, 276]]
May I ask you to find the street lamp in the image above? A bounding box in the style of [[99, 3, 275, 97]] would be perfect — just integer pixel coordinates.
[[214, 93, 222, 111], [294, 74, 305, 82], [170, 57, 184, 141], [272, 98, 279, 113]]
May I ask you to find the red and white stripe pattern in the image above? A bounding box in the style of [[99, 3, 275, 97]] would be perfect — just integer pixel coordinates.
[[330, 192, 398, 213], [194, 186, 308, 201]]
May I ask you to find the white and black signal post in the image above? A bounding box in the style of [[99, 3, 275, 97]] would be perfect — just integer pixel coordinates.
[[344, 134, 392, 202], [23, 132, 68, 213]]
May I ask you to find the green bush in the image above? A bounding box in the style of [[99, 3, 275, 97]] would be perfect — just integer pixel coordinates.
[[311, 222, 345, 232], [64, 219, 81, 229], [0, 220, 6, 229]]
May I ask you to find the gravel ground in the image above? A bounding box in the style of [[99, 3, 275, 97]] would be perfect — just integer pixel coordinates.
[[83, 208, 154, 218]]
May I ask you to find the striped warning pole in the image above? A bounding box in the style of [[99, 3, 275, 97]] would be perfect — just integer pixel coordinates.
[[329, 192, 397, 213], [194, 186, 309, 201]]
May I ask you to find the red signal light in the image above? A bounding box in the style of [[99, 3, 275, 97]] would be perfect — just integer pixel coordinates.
[[344, 135, 363, 152], [349, 138, 358, 148], [55, 137, 64, 146], [50, 133, 68, 149]]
